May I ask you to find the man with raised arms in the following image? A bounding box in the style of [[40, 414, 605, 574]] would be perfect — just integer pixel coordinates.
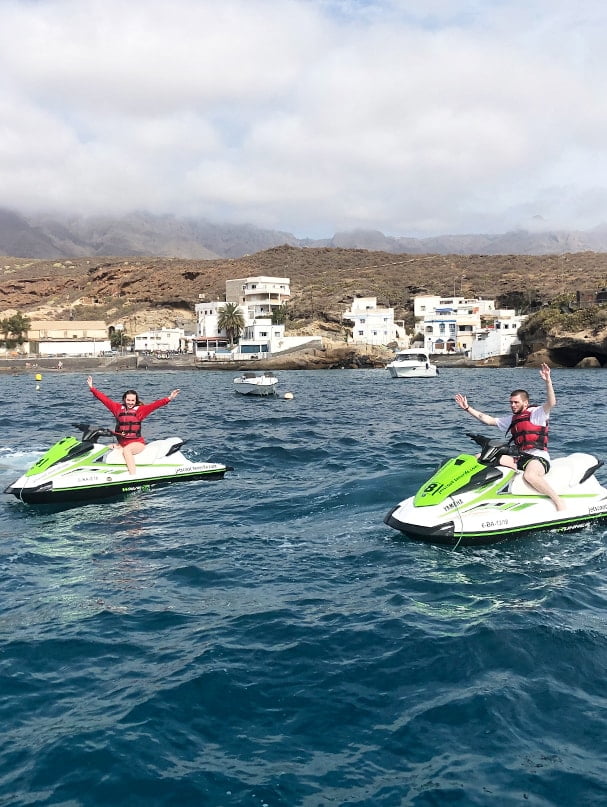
[[454, 363, 565, 511]]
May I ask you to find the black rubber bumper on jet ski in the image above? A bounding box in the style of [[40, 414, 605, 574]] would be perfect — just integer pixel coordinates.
[[5, 467, 231, 505], [384, 507, 456, 544]]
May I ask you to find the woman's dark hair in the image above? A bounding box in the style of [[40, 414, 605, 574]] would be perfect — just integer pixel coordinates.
[[122, 389, 143, 405]]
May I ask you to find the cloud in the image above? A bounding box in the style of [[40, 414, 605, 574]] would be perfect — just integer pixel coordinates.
[[1, 0, 607, 237]]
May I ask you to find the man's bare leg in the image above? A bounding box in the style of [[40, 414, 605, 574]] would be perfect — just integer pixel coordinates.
[[523, 459, 566, 511]]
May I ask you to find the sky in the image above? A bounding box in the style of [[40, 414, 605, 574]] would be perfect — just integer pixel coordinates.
[[2, 0, 607, 238]]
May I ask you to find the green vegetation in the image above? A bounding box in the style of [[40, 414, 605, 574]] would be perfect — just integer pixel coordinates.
[[110, 331, 133, 350], [519, 302, 607, 342], [272, 304, 289, 325], [217, 302, 245, 345], [0, 312, 30, 348], [495, 289, 544, 314]]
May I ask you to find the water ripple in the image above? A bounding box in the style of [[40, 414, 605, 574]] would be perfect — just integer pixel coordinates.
[[1, 369, 607, 805]]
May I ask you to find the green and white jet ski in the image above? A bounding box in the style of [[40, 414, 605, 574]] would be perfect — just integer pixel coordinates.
[[384, 432, 607, 546], [4, 423, 232, 504]]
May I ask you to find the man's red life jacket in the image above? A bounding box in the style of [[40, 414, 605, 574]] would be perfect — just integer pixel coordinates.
[[509, 408, 549, 453]]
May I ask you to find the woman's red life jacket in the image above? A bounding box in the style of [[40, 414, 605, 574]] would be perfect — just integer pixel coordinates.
[[116, 406, 142, 442], [509, 408, 548, 453]]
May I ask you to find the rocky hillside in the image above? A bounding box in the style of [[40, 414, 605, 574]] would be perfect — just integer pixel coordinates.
[[3, 246, 607, 364], [0, 245, 607, 366]]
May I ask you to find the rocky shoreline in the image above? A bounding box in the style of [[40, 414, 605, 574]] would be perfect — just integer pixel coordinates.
[[2, 332, 602, 374], [0, 345, 516, 374]]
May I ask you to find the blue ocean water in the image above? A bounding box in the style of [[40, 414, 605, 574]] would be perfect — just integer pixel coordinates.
[[1, 367, 607, 806]]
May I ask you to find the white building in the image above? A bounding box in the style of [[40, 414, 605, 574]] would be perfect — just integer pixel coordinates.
[[414, 295, 526, 358], [416, 296, 496, 354], [342, 297, 408, 346], [225, 275, 290, 319], [134, 327, 189, 354], [414, 295, 496, 320], [195, 301, 223, 338], [234, 318, 284, 357], [25, 320, 111, 356], [196, 276, 290, 350], [232, 319, 318, 359], [470, 311, 527, 360], [193, 300, 245, 358], [194, 278, 317, 360]]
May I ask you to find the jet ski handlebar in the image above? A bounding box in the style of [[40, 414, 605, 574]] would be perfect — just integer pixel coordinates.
[[72, 423, 116, 442], [465, 432, 517, 465]]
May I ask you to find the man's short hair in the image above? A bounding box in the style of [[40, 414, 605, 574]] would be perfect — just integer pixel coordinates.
[[509, 388, 529, 402]]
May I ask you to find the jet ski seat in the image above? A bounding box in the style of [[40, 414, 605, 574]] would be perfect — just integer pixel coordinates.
[[104, 438, 184, 465], [509, 453, 603, 496]]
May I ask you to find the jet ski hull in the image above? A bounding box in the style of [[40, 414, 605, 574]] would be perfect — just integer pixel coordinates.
[[384, 501, 607, 546], [4, 427, 232, 505], [384, 437, 607, 546], [5, 464, 229, 505]]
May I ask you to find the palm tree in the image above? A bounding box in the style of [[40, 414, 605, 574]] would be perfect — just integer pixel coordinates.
[[217, 303, 245, 346]]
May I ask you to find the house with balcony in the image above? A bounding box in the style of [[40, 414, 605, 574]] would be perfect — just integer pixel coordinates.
[[342, 297, 408, 346], [415, 295, 495, 354], [225, 275, 290, 319], [194, 277, 317, 360], [232, 318, 285, 358], [229, 319, 319, 360], [414, 295, 526, 358]]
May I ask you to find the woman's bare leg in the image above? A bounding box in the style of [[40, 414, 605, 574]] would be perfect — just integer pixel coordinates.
[[122, 442, 145, 475]]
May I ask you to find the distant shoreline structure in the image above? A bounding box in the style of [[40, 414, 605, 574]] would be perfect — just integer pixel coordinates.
[[0, 352, 522, 374]]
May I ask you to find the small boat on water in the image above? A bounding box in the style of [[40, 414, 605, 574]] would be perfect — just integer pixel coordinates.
[[385, 349, 438, 378], [233, 372, 278, 396]]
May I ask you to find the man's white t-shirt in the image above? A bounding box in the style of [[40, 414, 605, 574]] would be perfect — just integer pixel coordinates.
[[495, 406, 550, 461]]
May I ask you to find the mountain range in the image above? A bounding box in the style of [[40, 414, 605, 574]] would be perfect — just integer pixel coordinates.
[[3, 207, 607, 260]]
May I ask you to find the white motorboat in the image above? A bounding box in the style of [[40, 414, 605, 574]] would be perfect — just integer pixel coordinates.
[[233, 372, 278, 396], [386, 349, 438, 378]]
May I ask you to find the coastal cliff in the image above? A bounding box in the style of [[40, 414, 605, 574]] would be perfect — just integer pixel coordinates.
[[517, 305, 607, 367]]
